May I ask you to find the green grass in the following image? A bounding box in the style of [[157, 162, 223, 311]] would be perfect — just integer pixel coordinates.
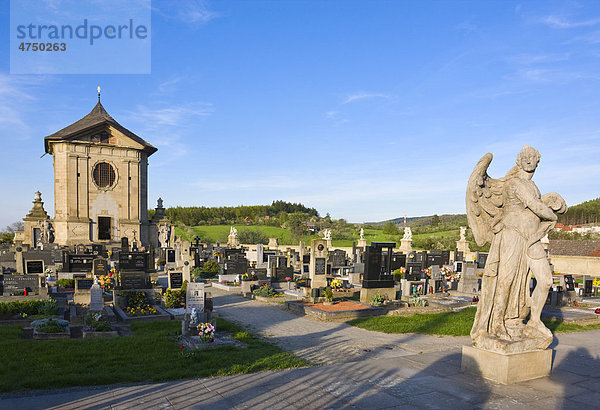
[[349, 307, 477, 336], [349, 307, 600, 336], [0, 318, 307, 393]]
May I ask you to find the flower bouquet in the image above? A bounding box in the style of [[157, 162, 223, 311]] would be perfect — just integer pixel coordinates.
[[198, 322, 215, 343]]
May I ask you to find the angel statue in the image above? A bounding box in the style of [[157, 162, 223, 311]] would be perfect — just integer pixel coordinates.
[[359, 228, 365, 240], [466, 145, 567, 353], [229, 226, 238, 237], [322, 229, 332, 240], [402, 226, 412, 241]]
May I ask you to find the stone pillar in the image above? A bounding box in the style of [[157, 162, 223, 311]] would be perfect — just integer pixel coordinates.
[[399, 238, 412, 253]]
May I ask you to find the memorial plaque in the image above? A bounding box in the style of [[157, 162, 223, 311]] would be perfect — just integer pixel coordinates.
[[26, 260, 44, 274], [120, 271, 149, 289], [69, 255, 93, 272], [119, 253, 148, 271], [315, 257, 326, 275], [476, 253, 488, 269], [93, 258, 109, 276], [167, 249, 176, 263], [2, 274, 39, 295], [186, 283, 205, 311], [169, 271, 183, 289], [76, 278, 94, 291]]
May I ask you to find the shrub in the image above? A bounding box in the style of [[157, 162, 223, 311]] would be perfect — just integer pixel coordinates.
[[370, 294, 385, 305], [238, 229, 269, 245], [156, 259, 166, 266], [323, 287, 333, 302], [393, 268, 404, 281], [120, 291, 148, 309], [0, 300, 58, 316], [164, 288, 185, 308], [56, 279, 75, 288], [252, 284, 279, 297], [202, 261, 219, 276]]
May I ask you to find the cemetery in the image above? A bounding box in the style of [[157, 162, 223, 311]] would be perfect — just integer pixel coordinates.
[[0, 97, 598, 407]]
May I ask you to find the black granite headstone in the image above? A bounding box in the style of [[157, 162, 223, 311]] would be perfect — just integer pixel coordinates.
[[76, 278, 94, 290], [315, 258, 326, 275], [169, 271, 183, 289], [26, 260, 44, 274], [120, 271, 150, 289]]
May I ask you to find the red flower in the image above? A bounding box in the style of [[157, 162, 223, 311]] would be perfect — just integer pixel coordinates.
[[595, 308, 600, 315], [180, 345, 184, 349]]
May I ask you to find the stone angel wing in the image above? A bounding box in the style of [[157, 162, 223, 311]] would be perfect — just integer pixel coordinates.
[[466, 153, 504, 247]]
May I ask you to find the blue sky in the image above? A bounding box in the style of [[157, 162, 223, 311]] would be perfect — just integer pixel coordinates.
[[1, 0, 599, 228]]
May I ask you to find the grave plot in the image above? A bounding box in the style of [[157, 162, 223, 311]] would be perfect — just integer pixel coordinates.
[[112, 290, 171, 322]]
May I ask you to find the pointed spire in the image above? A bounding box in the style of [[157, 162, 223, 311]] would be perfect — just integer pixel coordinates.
[[97, 86, 101, 102]]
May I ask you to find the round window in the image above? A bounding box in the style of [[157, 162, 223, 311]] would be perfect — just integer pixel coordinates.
[[92, 162, 116, 188]]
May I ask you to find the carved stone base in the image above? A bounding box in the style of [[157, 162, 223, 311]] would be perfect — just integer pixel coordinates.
[[461, 345, 552, 384]]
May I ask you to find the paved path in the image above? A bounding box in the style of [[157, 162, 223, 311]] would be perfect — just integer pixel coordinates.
[[2, 291, 600, 408], [212, 290, 470, 365]]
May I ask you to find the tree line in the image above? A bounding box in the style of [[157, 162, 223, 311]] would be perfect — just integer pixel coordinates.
[[150, 200, 320, 226], [558, 197, 600, 225]]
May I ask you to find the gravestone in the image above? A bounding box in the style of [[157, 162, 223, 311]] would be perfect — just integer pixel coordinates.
[[167, 249, 176, 263], [427, 250, 445, 267], [120, 271, 150, 289], [67, 255, 93, 273], [76, 278, 94, 291], [328, 250, 347, 267], [476, 253, 488, 269], [390, 253, 406, 271], [362, 242, 395, 288], [455, 250, 464, 262], [119, 252, 148, 271], [563, 275, 575, 292], [2, 274, 40, 295], [89, 281, 103, 312], [457, 262, 479, 293], [93, 258, 109, 276], [309, 239, 328, 288], [169, 271, 183, 289], [25, 260, 44, 274], [431, 265, 441, 280], [186, 282, 205, 311]]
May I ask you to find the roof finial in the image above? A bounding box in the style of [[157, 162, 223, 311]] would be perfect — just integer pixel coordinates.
[[97, 86, 101, 102]]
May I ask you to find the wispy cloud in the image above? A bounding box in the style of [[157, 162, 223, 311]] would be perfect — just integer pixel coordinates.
[[123, 102, 214, 165], [540, 15, 600, 29], [341, 92, 392, 105], [0, 75, 45, 139], [126, 103, 213, 128], [154, 0, 220, 25]]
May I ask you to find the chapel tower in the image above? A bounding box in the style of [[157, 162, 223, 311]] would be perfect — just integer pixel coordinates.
[[44, 97, 157, 246]]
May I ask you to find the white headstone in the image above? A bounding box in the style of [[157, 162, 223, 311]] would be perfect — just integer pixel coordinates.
[[89, 280, 103, 312]]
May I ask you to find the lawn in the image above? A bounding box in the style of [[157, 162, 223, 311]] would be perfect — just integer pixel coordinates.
[[348, 307, 600, 336], [0, 318, 307, 393]]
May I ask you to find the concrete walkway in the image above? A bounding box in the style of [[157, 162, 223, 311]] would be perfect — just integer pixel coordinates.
[[212, 290, 470, 365], [2, 291, 600, 409]]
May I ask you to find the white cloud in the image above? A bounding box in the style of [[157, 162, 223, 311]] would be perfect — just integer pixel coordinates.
[[154, 0, 220, 25], [540, 15, 600, 29], [341, 92, 392, 105]]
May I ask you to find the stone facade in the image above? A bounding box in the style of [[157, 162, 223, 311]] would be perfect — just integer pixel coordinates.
[[44, 101, 157, 247]]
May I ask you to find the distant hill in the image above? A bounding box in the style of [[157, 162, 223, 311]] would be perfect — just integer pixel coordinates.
[[559, 197, 600, 225], [368, 214, 467, 227]]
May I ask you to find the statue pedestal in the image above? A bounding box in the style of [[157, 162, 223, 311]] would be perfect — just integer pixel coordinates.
[[461, 345, 551, 385], [456, 239, 471, 254], [399, 239, 412, 253], [357, 239, 367, 248]]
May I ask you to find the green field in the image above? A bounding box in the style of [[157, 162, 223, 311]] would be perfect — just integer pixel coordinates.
[[175, 225, 461, 248], [0, 318, 307, 392]]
